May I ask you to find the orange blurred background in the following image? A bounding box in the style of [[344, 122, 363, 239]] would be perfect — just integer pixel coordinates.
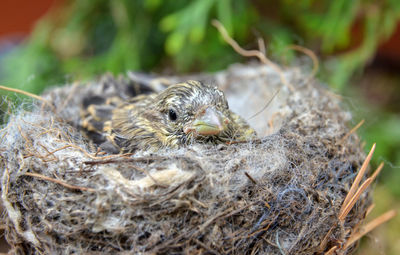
[[0, 0, 59, 39]]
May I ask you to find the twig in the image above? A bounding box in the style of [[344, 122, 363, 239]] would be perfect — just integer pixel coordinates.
[[212, 20, 269, 64], [248, 222, 273, 238], [343, 210, 397, 249], [0, 85, 55, 111], [324, 246, 338, 255], [61, 143, 132, 160], [339, 119, 365, 144], [197, 204, 252, 234], [17, 124, 33, 148], [212, 20, 295, 92], [84, 155, 171, 165], [286, 44, 319, 82], [198, 208, 233, 233], [24, 172, 95, 192], [221, 203, 253, 220], [244, 172, 257, 184], [257, 37, 266, 55], [44, 145, 80, 158], [319, 227, 334, 252], [38, 142, 58, 161]]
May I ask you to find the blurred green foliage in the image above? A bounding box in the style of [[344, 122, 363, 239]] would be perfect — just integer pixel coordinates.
[[2, 0, 400, 93], [1, 0, 400, 197], [358, 109, 400, 197], [0, 0, 255, 93]]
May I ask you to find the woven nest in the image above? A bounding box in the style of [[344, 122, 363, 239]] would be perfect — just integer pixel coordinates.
[[0, 64, 374, 254]]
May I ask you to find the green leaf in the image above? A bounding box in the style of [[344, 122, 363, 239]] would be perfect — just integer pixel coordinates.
[[160, 13, 178, 32], [165, 32, 185, 55], [189, 26, 206, 43], [144, 0, 161, 11]]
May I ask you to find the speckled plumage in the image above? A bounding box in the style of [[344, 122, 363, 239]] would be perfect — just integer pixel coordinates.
[[81, 80, 256, 153]]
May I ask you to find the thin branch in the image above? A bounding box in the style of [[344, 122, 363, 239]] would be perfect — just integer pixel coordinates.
[[257, 37, 266, 55], [17, 124, 33, 147], [60, 143, 132, 160], [324, 246, 338, 255], [24, 172, 95, 192], [83, 155, 172, 165], [212, 20, 269, 64], [212, 20, 295, 92], [0, 85, 55, 111], [287, 44, 319, 82], [244, 172, 257, 184], [339, 119, 365, 144], [248, 222, 272, 238], [319, 227, 334, 252], [44, 145, 82, 158]]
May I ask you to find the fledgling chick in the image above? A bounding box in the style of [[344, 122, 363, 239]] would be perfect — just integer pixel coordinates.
[[82, 80, 256, 153]]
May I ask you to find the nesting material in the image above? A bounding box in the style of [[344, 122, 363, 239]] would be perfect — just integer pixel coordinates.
[[1, 64, 373, 254]]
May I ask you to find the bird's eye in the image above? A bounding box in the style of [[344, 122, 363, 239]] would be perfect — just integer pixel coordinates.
[[168, 109, 177, 121]]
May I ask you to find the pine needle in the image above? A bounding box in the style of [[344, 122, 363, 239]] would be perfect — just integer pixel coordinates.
[[340, 143, 376, 216], [344, 210, 397, 249], [339, 178, 373, 221]]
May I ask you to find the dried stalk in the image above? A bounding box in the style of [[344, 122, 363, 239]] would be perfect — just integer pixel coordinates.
[[24, 172, 95, 192], [0, 85, 55, 111], [212, 20, 295, 92]]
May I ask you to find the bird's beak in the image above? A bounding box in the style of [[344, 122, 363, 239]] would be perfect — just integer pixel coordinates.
[[184, 107, 228, 136]]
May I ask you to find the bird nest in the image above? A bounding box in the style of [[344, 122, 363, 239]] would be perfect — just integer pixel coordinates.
[[0, 64, 382, 254]]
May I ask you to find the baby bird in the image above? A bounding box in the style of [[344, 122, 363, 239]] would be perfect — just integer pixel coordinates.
[[81, 80, 256, 153]]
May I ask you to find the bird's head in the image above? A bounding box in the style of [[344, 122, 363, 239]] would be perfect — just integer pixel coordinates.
[[153, 80, 240, 145]]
